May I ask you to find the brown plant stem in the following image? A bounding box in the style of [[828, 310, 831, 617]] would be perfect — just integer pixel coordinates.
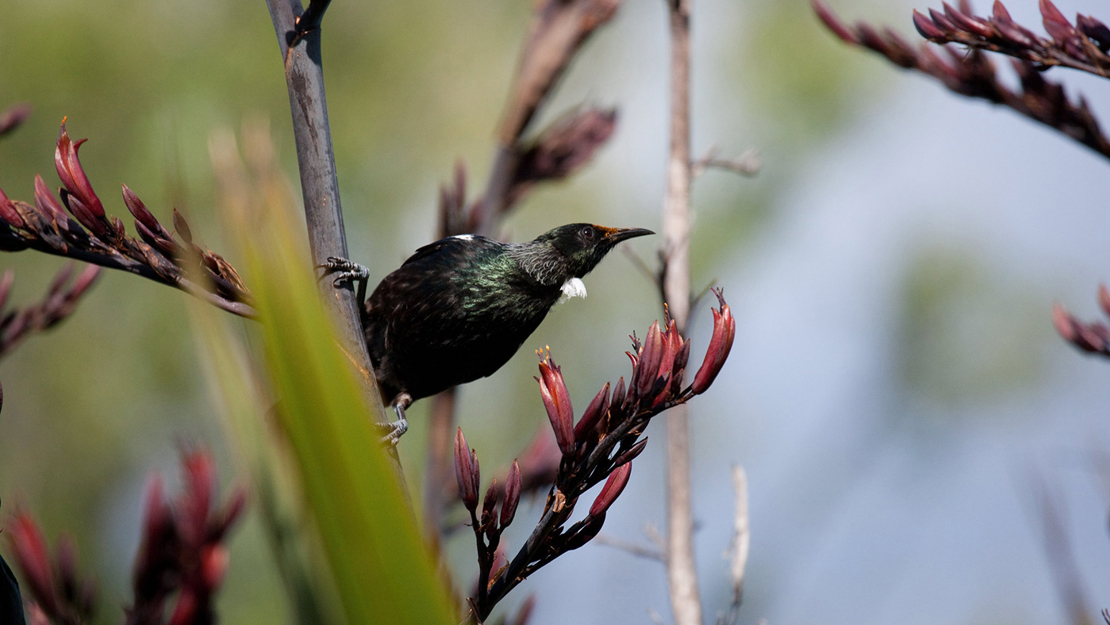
[[2, 236, 254, 318], [262, 1, 403, 474], [662, 0, 703, 624], [423, 388, 457, 547]]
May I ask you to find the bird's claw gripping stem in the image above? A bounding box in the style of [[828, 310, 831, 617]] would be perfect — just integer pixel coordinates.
[[318, 256, 369, 287], [318, 256, 370, 307], [377, 394, 411, 446]]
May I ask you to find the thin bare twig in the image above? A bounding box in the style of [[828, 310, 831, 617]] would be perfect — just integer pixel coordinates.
[[621, 245, 664, 292], [644, 523, 667, 552], [718, 465, 749, 625], [1028, 471, 1096, 625], [594, 533, 666, 562], [424, 386, 457, 549], [690, 147, 761, 179]]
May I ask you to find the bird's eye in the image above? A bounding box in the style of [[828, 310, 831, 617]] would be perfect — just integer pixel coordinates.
[[580, 226, 595, 239]]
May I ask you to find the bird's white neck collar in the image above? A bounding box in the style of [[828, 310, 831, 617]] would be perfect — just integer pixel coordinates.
[[557, 277, 587, 305]]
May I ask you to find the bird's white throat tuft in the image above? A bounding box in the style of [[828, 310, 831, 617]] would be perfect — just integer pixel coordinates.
[[557, 277, 587, 305]]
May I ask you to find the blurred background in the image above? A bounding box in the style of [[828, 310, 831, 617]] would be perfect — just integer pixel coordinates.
[[2, 0, 1110, 623]]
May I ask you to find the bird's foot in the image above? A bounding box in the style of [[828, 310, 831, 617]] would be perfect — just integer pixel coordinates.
[[317, 257, 369, 288], [377, 394, 411, 446]]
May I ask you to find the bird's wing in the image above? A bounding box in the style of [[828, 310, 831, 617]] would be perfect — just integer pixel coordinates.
[[400, 234, 488, 268]]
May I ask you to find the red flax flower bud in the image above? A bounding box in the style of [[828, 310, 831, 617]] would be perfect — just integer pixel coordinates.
[[913, 9, 947, 40], [610, 376, 626, 419], [589, 462, 632, 517], [55, 122, 105, 220], [122, 184, 159, 233], [563, 514, 606, 551], [6, 513, 59, 614], [178, 450, 215, 548], [501, 461, 522, 528], [168, 588, 198, 625], [0, 103, 30, 137], [537, 354, 574, 455], [134, 475, 175, 602], [812, 0, 859, 44], [691, 288, 735, 395], [482, 480, 499, 530], [1051, 304, 1080, 343], [0, 186, 24, 228], [1039, 0, 1075, 44], [612, 439, 648, 466], [454, 427, 480, 511], [68, 264, 102, 304], [942, 3, 993, 39], [33, 175, 68, 223], [573, 382, 610, 443], [64, 194, 109, 240], [123, 184, 177, 256], [657, 320, 680, 380], [1078, 15, 1110, 51], [635, 321, 664, 398], [200, 545, 229, 591]]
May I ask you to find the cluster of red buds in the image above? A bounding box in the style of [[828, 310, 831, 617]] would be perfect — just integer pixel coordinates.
[[454, 428, 522, 611], [0, 264, 102, 359], [1052, 285, 1110, 359], [437, 0, 623, 238], [0, 122, 255, 318], [126, 449, 246, 625], [501, 108, 618, 211], [4, 513, 96, 625], [3, 449, 246, 625], [438, 109, 619, 238], [812, 0, 1110, 161], [455, 289, 735, 622], [910, 0, 1110, 78]]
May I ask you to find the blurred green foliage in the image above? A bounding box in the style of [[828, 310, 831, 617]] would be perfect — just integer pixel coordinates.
[[896, 244, 1049, 417]]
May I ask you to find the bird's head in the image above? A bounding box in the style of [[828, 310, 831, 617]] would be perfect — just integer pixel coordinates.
[[534, 223, 654, 280]]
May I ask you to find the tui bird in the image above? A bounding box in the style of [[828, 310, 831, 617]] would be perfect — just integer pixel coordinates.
[[324, 223, 653, 443]]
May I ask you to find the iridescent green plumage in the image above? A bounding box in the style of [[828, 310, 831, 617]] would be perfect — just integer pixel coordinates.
[[363, 224, 653, 408]]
